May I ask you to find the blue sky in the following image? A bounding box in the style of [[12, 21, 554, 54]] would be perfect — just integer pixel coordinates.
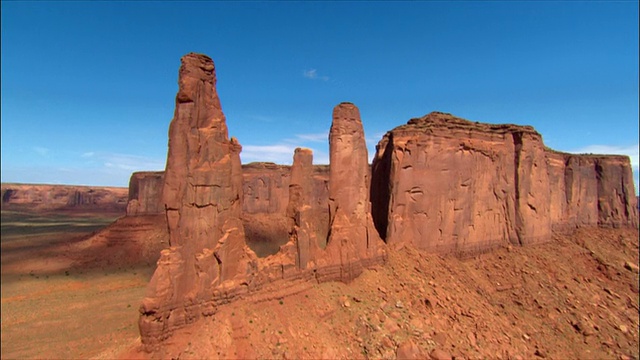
[[1, 1, 638, 192]]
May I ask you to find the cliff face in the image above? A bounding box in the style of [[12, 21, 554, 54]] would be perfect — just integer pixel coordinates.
[[371, 112, 638, 255], [1, 183, 128, 212], [126, 172, 165, 216], [125, 164, 329, 217], [546, 151, 638, 229], [242, 162, 329, 215], [322, 103, 385, 282]]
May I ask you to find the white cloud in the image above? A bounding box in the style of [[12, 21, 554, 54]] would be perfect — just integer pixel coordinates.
[[81, 151, 95, 158], [100, 153, 165, 172], [570, 144, 639, 170], [303, 69, 317, 79], [33, 146, 50, 156], [247, 115, 273, 123], [241, 144, 329, 165], [295, 132, 328, 142], [241, 145, 298, 164], [366, 131, 387, 146], [303, 69, 329, 81]]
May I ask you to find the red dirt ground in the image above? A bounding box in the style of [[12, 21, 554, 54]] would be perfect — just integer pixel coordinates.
[[123, 227, 639, 360], [1, 208, 638, 359], [1, 210, 155, 359]]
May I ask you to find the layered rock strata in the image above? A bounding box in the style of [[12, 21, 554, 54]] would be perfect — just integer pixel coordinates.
[[371, 112, 638, 255], [125, 165, 330, 257], [285, 148, 319, 269], [136, 53, 636, 351], [242, 162, 289, 215]]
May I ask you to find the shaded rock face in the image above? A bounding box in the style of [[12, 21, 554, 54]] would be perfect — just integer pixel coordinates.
[[286, 148, 317, 269], [126, 172, 164, 216], [371, 112, 638, 254], [125, 165, 329, 214], [126, 163, 329, 217], [547, 151, 638, 229], [242, 162, 330, 215], [0, 183, 127, 212]]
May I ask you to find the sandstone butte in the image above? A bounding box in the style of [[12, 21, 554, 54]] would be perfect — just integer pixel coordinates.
[[101, 53, 637, 351]]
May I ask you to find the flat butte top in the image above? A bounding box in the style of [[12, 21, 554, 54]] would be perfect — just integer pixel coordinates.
[[391, 111, 541, 137]]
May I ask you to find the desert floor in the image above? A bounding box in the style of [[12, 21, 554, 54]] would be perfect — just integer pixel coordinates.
[[1, 209, 638, 359], [1, 210, 154, 359], [130, 227, 639, 360]]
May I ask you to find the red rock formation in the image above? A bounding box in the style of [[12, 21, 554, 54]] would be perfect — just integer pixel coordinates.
[[125, 164, 330, 258], [126, 164, 329, 217], [371, 112, 638, 255], [137, 55, 386, 349], [321, 102, 385, 282], [0, 183, 127, 213], [241, 162, 329, 216], [126, 172, 164, 216], [139, 53, 257, 347], [75, 214, 169, 269], [286, 147, 326, 269], [595, 156, 638, 228], [546, 150, 638, 230], [242, 162, 289, 215], [135, 53, 636, 352]]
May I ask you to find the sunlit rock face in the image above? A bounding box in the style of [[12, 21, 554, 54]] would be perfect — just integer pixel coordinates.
[[371, 112, 638, 255], [139, 53, 258, 348], [547, 151, 638, 230], [1, 184, 128, 212], [322, 102, 386, 282]]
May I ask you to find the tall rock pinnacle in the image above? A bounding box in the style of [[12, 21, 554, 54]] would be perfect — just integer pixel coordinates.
[[324, 102, 385, 281], [140, 53, 256, 348]]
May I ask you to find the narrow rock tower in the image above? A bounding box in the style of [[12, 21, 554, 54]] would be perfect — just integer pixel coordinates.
[[323, 102, 385, 281], [139, 53, 256, 348]]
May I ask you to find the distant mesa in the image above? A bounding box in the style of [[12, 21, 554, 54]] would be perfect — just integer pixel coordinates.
[[1, 183, 128, 213], [25, 52, 635, 353]]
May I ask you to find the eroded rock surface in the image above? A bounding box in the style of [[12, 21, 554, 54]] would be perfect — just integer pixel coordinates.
[[137, 56, 385, 350], [241, 162, 329, 216], [547, 151, 638, 229], [126, 172, 164, 216], [139, 53, 257, 347], [134, 54, 636, 352], [322, 103, 385, 282], [371, 112, 638, 255]]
